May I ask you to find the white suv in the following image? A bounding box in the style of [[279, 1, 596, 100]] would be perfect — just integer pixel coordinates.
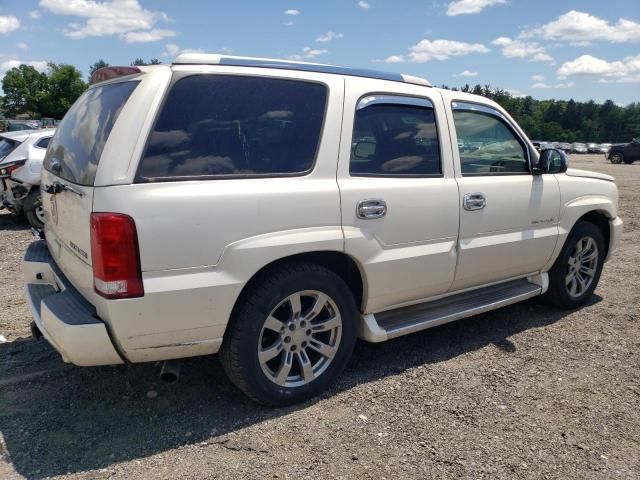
[[23, 54, 623, 405]]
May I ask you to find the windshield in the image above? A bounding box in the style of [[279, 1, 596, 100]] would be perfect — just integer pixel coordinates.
[[44, 81, 138, 185], [0, 138, 19, 159]]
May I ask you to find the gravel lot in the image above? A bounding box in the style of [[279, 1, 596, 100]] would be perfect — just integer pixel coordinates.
[[1, 154, 638, 479]]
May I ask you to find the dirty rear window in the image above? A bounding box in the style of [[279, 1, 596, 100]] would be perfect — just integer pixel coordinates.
[[135, 74, 327, 182], [44, 81, 138, 185]]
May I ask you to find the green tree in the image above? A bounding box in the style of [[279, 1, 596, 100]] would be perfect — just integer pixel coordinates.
[[89, 59, 110, 79], [131, 58, 162, 66], [42, 63, 87, 118], [1, 64, 48, 117]]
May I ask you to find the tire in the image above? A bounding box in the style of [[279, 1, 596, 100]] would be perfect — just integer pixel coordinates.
[[609, 152, 624, 164], [542, 221, 605, 309], [219, 262, 358, 406], [23, 191, 44, 229]]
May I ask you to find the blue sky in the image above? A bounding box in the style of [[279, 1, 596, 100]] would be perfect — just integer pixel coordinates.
[[0, 0, 639, 104]]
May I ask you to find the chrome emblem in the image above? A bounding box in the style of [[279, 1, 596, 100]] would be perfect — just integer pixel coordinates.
[[50, 195, 58, 226]]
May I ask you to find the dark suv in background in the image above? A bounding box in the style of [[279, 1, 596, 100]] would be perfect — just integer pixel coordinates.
[[608, 138, 640, 164]]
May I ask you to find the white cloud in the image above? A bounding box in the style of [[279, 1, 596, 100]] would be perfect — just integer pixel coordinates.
[[17, 42, 28, 50], [531, 82, 550, 89], [387, 39, 489, 63], [161, 44, 204, 58], [0, 16, 20, 34], [383, 55, 406, 63], [0, 59, 48, 74], [446, 0, 506, 16], [29, 10, 42, 19], [557, 54, 640, 83], [358, 1, 371, 9], [39, 0, 173, 42], [531, 74, 545, 81], [491, 37, 554, 63], [288, 47, 329, 60], [532, 81, 575, 89], [284, 9, 300, 16], [120, 29, 175, 43], [530, 10, 640, 43], [506, 89, 526, 98], [316, 31, 344, 43], [284, 21, 294, 27], [454, 70, 478, 77]]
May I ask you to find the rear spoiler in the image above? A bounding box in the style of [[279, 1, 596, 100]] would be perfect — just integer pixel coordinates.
[[90, 66, 142, 85]]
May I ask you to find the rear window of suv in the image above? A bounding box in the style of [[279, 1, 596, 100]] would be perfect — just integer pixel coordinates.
[[44, 81, 138, 185], [135, 75, 327, 182]]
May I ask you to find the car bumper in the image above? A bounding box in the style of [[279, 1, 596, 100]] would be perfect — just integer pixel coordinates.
[[606, 217, 623, 262], [23, 240, 124, 366]]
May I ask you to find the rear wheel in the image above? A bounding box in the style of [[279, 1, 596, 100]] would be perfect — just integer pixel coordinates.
[[542, 221, 605, 309], [219, 262, 358, 406], [24, 191, 44, 229], [609, 152, 623, 164]]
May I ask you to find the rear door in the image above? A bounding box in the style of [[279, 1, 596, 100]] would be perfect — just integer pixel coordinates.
[[338, 79, 460, 313], [41, 80, 142, 301]]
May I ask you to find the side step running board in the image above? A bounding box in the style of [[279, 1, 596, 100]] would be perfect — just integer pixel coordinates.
[[359, 277, 544, 342]]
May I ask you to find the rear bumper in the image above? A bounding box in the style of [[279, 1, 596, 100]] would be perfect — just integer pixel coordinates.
[[606, 216, 623, 262], [23, 240, 124, 366]]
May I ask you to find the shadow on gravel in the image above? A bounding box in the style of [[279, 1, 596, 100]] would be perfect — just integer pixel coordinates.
[[0, 295, 601, 478], [0, 211, 30, 231]]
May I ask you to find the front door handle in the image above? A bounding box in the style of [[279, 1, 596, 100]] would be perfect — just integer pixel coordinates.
[[357, 199, 387, 219], [463, 192, 486, 211]]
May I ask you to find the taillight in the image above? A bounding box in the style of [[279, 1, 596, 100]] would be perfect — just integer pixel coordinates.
[[90, 213, 144, 299]]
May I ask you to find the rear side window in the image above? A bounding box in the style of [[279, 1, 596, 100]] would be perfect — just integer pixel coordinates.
[[44, 81, 138, 185], [136, 75, 327, 181], [35, 137, 51, 149], [0, 138, 18, 158], [350, 102, 441, 176]]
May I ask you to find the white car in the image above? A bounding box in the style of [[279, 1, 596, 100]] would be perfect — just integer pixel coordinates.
[[0, 129, 55, 228], [23, 55, 623, 405]]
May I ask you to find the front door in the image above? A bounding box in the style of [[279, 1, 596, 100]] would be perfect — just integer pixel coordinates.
[[448, 101, 560, 291], [338, 79, 460, 313]]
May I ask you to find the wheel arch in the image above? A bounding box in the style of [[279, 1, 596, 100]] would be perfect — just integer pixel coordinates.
[[230, 251, 366, 318], [577, 210, 611, 258]]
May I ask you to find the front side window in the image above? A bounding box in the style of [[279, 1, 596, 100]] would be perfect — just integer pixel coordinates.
[[136, 75, 327, 181], [350, 101, 441, 176], [452, 107, 528, 175]]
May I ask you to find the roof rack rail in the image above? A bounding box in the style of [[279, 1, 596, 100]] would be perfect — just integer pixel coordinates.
[[172, 53, 431, 87]]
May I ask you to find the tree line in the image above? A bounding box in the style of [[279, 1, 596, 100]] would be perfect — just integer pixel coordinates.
[[442, 84, 639, 143], [1, 60, 638, 143]]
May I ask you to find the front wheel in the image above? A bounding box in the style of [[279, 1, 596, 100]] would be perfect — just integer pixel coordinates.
[[219, 263, 358, 406], [609, 152, 624, 164], [542, 221, 605, 309]]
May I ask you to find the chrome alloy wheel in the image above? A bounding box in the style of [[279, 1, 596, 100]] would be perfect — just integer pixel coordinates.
[[565, 236, 599, 298], [258, 290, 342, 388]]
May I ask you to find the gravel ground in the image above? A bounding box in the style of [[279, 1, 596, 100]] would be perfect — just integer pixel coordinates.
[[1, 154, 638, 479]]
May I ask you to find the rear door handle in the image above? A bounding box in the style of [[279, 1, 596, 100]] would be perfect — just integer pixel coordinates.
[[463, 192, 486, 211], [357, 199, 387, 219]]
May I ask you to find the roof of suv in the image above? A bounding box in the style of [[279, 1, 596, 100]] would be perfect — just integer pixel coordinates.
[[172, 53, 432, 87]]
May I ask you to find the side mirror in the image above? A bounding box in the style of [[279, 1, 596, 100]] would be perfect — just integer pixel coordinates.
[[536, 148, 568, 174], [353, 141, 376, 159]]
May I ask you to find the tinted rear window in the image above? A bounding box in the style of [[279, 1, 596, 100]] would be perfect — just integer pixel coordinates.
[[0, 138, 18, 158], [136, 75, 327, 181], [44, 81, 138, 185]]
